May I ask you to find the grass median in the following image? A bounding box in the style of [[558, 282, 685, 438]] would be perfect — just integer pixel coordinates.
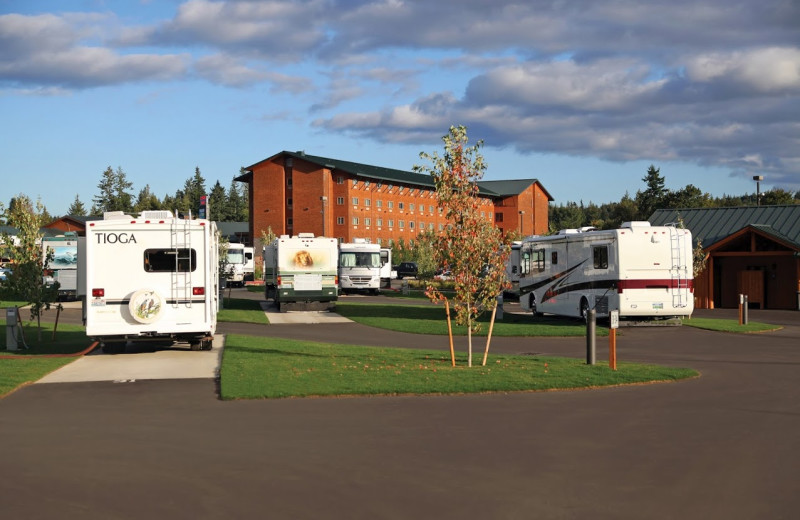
[[334, 301, 603, 336], [219, 334, 698, 399]]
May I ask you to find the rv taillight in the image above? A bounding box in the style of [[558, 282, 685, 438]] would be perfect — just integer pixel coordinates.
[[92, 288, 105, 297], [335, 275, 339, 285], [277, 276, 282, 286], [193, 287, 205, 296]]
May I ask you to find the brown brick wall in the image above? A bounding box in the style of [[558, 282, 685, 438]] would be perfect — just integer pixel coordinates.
[[244, 154, 550, 247]]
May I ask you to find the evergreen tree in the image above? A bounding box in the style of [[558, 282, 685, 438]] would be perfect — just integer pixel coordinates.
[[67, 194, 87, 216], [635, 165, 668, 219], [133, 185, 162, 212], [92, 166, 134, 214], [208, 181, 228, 221], [227, 175, 246, 222], [181, 167, 207, 216]]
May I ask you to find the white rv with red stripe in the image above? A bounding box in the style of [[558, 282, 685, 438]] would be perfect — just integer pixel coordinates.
[[518, 221, 694, 320]]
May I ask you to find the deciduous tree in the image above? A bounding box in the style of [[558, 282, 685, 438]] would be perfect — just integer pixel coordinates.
[[415, 125, 510, 367]]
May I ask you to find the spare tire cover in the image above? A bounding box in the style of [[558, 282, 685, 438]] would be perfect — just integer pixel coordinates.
[[129, 289, 164, 324]]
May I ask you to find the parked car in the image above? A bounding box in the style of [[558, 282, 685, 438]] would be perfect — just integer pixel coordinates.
[[433, 269, 452, 281], [394, 262, 418, 279]]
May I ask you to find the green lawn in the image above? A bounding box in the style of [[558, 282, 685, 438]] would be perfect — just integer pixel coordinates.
[[334, 301, 603, 337], [219, 334, 698, 400], [0, 320, 92, 397], [681, 317, 779, 333], [218, 298, 269, 324]]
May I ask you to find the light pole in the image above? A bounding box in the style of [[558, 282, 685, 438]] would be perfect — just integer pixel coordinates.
[[320, 196, 328, 236], [519, 210, 525, 236], [753, 175, 763, 206]]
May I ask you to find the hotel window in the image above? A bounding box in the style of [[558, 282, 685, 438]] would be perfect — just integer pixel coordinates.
[[428, 223, 434, 230], [409, 221, 415, 230], [388, 219, 394, 227], [287, 198, 293, 207], [365, 218, 371, 226], [352, 197, 359, 205], [364, 180, 370, 188], [287, 177, 292, 187], [376, 200, 383, 208], [399, 220, 405, 229], [337, 197, 344, 205], [352, 217, 359, 225], [377, 182, 383, 188], [495, 213, 503, 222], [429, 205, 434, 214], [377, 218, 383, 227], [409, 188, 416, 195], [409, 203, 415, 212], [365, 199, 371, 207], [337, 217, 345, 225], [337, 176, 344, 184], [398, 202, 404, 210], [388, 201, 394, 209], [439, 224, 444, 231]]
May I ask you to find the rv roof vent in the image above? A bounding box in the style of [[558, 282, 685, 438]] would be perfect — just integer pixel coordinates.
[[140, 210, 174, 220], [298, 233, 315, 238], [279, 235, 290, 239], [621, 221, 651, 229], [578, 226, 597, 233], [353, 238, 370, 244], [103, 211, 131, 220], [558, 229, 580, 235]]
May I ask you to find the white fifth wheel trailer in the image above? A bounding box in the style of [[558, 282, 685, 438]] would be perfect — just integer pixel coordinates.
[[518, 222, 694, 320], [338, 238, 382, 294], [80, 211, 219, 352], [263, 233, 339, 311]]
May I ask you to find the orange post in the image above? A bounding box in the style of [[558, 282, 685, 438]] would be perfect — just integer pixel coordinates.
[[609, 328, 617, 371]]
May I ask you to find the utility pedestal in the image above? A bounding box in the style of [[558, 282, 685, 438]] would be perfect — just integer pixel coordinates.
[[6, 307, 19, 351]]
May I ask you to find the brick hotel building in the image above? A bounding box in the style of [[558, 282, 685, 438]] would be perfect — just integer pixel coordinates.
[[236, 150, 553, 249]]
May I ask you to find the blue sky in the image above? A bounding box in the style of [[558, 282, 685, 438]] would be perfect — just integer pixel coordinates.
[[2, 0, 799, 216]]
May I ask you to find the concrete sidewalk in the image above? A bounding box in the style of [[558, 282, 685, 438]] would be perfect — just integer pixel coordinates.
[[35, 335, 225, 384]]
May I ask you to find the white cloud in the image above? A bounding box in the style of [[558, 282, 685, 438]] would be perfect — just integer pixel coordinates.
[[686, 47, 800, 93]]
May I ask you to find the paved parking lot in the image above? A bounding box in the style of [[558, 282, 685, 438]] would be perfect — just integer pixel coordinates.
[[1, 293, 798, 519]]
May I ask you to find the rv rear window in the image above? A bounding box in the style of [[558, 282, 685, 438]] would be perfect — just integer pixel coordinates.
[[593, 246, 608, 269], [144, 249, 197, 272]]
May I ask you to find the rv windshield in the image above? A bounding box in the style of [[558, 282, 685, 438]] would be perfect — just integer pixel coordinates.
[[339, 252, 381, 268], [144, 249, 197, 272], [227, 250, 245, 264]]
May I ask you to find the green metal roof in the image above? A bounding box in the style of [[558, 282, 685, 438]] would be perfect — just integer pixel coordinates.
[[243, 150, 550, 199], [649, 205, 800, 250]]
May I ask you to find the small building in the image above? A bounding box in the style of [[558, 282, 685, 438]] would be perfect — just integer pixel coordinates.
[[650, 205, 800, 310], [235, 150, 553, 249]]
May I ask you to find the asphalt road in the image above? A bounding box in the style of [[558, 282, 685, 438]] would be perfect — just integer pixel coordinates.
[[1, 291, 799, 519]]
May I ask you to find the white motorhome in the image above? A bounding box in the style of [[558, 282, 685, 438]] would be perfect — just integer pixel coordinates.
[[263, 233, 338, 311], [518, 222, 694, 320], [338, 239, 382, 294], [379, 247, 393, 287], [80, 211, 219, 352], [504, 240, 523, 299], [224, 242, 254, 286], [42, 231, 79, 300]]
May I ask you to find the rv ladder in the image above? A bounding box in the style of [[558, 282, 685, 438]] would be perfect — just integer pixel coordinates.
[[171, 211, 193, 307], [669, 227, 688, 308]]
